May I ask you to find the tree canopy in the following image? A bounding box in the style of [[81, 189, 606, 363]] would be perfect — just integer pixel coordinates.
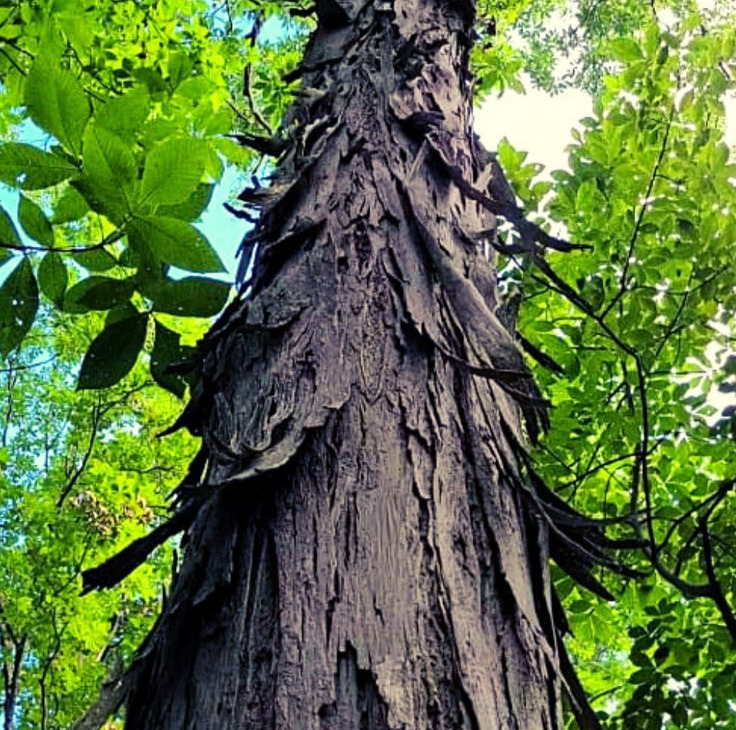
[[0, 0, 735, 728]]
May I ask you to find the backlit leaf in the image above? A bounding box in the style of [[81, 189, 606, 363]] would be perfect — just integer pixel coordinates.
[[24, 56, 91, 155], [0, 143, 79, 190], [79, 123, 138, 223], [128, 216, 224, 273], [52, 185, 89, 223], [37, 251, 68, 306], [72, 248, 118, 273], [140, 138, 206, 208], [608, 38, 644, 63], [18, 194, 54, 247], [158, 183, 214, 221], [0, 204, 21, 250], [96, 85, 151, 139]]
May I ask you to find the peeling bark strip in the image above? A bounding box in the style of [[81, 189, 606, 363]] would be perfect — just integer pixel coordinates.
[[122, 0, 602, 727]]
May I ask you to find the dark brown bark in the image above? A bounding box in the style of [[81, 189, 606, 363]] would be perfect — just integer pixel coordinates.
[[1, 628, 25, 730], [122, 0, 590, 726]]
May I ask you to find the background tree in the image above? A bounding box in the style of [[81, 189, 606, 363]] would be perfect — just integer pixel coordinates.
[[0, 309, 201, 730], [0, 1, 735, 728]]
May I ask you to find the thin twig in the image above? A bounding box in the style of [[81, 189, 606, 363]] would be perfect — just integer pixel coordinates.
[[0, 229, 124, 255]]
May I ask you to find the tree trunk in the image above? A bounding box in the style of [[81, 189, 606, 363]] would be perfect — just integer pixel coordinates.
[[125, 0, 567, 726]]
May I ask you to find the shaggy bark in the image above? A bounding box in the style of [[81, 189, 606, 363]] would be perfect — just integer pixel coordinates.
[[118, 0, 606, 726]]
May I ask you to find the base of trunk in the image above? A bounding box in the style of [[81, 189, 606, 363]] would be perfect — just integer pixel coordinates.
[[127, 360, 561, 730]]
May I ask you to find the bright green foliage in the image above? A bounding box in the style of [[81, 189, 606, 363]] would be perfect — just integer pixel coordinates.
[[0, 0, 309, 393], [498, 13, 736, 728], [473, 0, 736, 94], [0, 310, 203, 730], [0, 4, 310, 725], [24, 53, 91, 155], [0, 143, 79, 189], [127, 216, 225, 273]]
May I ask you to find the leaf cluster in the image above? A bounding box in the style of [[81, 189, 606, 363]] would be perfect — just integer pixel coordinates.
[[0, 310, 199, 729], [0, 0, 307, 395], [498, 14, 736, 728]]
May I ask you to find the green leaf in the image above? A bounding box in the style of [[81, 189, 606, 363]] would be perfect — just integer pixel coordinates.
[[158, 183, 214, 221], [38, 251, 68, 306], [0, 204, 21, 249], [75, 276, 135, 311], [24, 56, 91, 155], [146, 276, 230, 317], [167, 52, 193, 89], [676, 88, 694, 113], [608, 38, 644, 63], [581, 275, 605, 311], [72, 248, 118, 272], [79, 123, 138, 223], [203, 109, 233, 136], [105, 302, 139, 327], [151, 320, 189, 398], [52, 185, 89, 223], [64, 276, 133, 313], [72, 178, 127, 225], [140, 138, 206, 208], [77, 313, 148, 390], [132, 67, 167, 93], [83, 123, 137, 187], [18, 195, 54, 247], [96, 85, 150, 139], [0, 258, 39, 356], [0, 143, 79, 189], [176, 76, 215, 100], [128, 216, 224, 273], [118, 245, 139, 269]]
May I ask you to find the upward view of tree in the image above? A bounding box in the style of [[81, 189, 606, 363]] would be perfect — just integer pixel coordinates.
[[0, 1, 735, 729]]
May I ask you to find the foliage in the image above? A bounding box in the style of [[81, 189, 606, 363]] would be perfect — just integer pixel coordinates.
[[0, 308, 201, 729], [473, 0, 736, 94], [499, 13, 736, 728], [0, 2, 309, 725], [0, 0, 309, 394], [1, 0, 735, 728]]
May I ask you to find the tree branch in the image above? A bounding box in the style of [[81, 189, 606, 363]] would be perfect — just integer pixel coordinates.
[[700, 520, 736, 641], [72, 670, 128, 730]]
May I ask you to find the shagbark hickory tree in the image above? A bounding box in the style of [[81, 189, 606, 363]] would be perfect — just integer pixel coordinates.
[[3, 1, 736, 727], [82, 0, 628, 727]]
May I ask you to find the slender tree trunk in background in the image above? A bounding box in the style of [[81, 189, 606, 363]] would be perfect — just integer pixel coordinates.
[[125, 0, 567, 726]]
